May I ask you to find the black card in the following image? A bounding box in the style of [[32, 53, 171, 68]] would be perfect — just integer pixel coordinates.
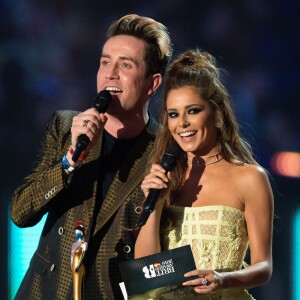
[[119, 245, 196, 296]]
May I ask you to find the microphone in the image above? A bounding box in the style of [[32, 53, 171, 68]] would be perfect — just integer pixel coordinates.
[[72, 90, 112, 162], [136, 144, 181, 228]]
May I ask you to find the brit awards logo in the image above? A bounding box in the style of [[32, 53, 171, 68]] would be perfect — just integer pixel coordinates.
[[142, 259, 175, 278]]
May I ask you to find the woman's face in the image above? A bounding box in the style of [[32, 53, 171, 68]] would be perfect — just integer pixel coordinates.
[[166, 86, 218, 156]]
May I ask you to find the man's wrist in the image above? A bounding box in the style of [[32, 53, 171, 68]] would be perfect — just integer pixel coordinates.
[[62, 145, 89, 173], [68, 145, 89, 161], [62, 154, 77, 173]]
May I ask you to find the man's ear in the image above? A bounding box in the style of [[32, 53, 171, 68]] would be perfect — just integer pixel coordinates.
[[147, 73, 163, 96]]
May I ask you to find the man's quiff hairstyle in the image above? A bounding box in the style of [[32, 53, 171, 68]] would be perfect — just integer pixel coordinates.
[[106, 14, 172, 77]]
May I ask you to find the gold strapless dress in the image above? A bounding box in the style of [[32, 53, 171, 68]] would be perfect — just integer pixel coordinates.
[[130, 205, 255, 300]]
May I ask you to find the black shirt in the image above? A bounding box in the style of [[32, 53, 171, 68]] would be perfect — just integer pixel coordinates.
[[96, 130, 138, 210]]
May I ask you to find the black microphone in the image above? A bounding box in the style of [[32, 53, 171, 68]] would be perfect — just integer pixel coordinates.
[[136, 144, 181, 228], [72, 90, 112, 163]]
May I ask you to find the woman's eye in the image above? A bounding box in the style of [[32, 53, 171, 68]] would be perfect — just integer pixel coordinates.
[[168, 112, 178, 118], [188, 108, 202, 114]]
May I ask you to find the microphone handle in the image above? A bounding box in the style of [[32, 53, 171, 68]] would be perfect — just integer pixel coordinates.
[[136, 189, 161, 227], [71, 91, 111, 163], [72, 135, 90, 163]]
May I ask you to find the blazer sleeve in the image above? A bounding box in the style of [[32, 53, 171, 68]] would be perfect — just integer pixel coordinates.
[[10, 110, 76, 228]]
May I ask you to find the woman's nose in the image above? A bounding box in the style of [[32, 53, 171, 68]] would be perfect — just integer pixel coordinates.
[[179, 115, 189, 128]]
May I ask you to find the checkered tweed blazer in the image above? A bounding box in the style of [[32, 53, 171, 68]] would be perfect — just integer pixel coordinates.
[[11, 110, 157, 299]]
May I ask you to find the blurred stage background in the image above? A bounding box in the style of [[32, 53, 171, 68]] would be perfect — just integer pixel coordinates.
[[1, 1, 299, 299]]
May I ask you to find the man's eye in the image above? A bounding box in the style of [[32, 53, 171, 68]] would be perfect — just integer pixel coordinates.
[[121, 62, 132, 69], [100, 60, 109, 66]]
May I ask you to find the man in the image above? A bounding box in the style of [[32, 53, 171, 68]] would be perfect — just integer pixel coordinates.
[[11, 14, 172, 299]]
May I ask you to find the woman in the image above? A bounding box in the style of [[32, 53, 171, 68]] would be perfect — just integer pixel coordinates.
[[134, 49, 273, 299]]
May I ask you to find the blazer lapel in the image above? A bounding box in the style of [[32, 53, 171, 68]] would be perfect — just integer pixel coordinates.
[[81, 132, 103, 225], [93, 124, 155, 235]]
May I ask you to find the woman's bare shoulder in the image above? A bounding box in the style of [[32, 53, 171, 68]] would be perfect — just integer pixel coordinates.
[[227, 163, 271, 196]]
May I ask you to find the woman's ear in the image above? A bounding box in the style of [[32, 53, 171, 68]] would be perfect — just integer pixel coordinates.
[[215, 122, 221, 128], [214, 106, 224, 128]]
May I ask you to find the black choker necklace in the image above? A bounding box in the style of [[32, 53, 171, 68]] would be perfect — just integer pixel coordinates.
[[187, 153, 222, 167]]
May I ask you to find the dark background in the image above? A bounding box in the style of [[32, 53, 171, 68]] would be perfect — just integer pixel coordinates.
[[1, 1, 299, 299]]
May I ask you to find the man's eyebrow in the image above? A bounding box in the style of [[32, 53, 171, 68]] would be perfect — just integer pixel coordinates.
[[119, 56, 139, 67], [101, 54, 139, 67], [101, 54, 110, 59]]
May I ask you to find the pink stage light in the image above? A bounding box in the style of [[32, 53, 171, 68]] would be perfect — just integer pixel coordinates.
[[270, 152, 300, 178]]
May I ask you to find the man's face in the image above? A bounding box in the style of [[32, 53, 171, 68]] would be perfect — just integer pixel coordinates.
[[97, 35, 156, 115]]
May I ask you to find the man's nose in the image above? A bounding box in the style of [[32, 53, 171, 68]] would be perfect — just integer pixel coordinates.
[[105, 64, 119, 79]]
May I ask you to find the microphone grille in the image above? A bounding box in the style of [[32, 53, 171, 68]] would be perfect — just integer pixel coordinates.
[[93, 90, 112, 113], [161, 144, 181, 171], [165, 144, 181, 157]]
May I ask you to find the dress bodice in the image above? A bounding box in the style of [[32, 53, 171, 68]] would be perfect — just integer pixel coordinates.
[[162, 205, 249, 272], [130, 206, 255, 300]]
